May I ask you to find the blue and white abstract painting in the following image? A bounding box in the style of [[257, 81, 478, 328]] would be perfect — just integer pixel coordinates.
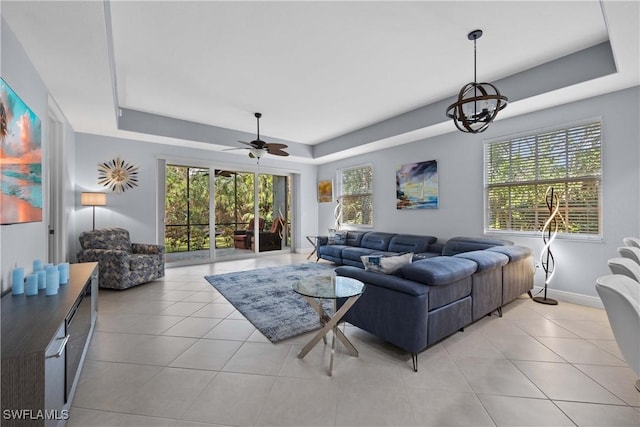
[[396, 160, 438, 209]]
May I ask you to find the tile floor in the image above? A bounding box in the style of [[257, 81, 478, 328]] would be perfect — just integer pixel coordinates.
[[69, 253, 640, 426]]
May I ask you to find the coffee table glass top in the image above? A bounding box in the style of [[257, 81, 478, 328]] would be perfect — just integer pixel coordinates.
[[292, 275, 365, 299]]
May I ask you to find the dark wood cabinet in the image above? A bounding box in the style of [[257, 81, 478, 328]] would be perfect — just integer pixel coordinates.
[[1, 263, 98, 427]]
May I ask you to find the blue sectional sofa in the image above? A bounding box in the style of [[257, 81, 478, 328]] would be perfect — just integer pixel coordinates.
[[317, 232, 534, 370]]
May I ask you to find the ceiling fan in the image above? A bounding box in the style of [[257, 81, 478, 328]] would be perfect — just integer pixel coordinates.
[[226, 112, 289, 160]]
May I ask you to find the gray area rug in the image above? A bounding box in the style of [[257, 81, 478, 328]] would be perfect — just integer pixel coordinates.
[[204, 263, 335, 343]]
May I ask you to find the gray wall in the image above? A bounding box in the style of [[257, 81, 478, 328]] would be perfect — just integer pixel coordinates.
[[318, 87, 640, 305], [73, 133, 318, 258], [1, 19, 75, 293]]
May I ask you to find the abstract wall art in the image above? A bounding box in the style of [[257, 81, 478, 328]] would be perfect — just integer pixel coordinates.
[[0, 78, 43, 225], [396, 160, 438, 209]]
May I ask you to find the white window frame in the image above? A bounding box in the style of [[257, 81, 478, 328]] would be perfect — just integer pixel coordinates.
[[336, 163, 374, 228], [483, 118, 602, 240]]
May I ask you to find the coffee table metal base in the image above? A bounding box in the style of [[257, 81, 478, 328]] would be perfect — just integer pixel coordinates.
[[296, 294, 362, 376]]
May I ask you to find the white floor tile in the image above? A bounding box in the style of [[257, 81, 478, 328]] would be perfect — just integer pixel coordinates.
[[514, 360, 625, 404], [455, 358, 545, 398], [478, 394, 574, 426], [183, 372, 275, 426], [406, 388, 494, 427], [555, 401, 640, 427], [169, 338, 242, 371]]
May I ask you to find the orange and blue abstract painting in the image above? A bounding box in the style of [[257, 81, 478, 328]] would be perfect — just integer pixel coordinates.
[[1, 78, 42, 225], [396, 160, 438, 209]]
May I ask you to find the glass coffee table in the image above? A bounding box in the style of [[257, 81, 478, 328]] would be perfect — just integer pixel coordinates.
[[292, 275, 365, 376]]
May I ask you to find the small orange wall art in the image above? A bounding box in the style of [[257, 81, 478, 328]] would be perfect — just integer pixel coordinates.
[[317, 180, 333, 203]]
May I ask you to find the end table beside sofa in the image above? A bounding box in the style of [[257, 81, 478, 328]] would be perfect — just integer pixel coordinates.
[[316, 232, 534, 371]]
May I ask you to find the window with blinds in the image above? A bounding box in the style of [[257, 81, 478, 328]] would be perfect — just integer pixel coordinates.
[[337, 164, 373, 227], [484, 120, 602, 237]]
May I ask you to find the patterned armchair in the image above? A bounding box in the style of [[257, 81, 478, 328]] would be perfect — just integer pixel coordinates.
[[77, 227, 165, 290]]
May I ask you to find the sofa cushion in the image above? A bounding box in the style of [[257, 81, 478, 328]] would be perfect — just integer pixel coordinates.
[[342, 246, 379, 262], [79, 227, 133, 252], [486, 245, 532, 261], [345, 231, 367, 247], [454, 250, 509, 271], [442, 236, 513, 256], [359, 232, 396, 251], [361, 252, 414, 274], [318, 244, 348, 259], [388, 234, 437, 254], [399, 256, 477, 285]]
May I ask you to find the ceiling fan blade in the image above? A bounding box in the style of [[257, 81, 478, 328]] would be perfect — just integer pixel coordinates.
[[267, 148, 289, 157], [264, 143, 288, 150], [222, 147, 248, 152], [237, 140, 255, 147]]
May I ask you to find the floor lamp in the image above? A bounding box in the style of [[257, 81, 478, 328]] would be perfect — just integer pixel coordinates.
[[81, 192, 107, 230], [534, 186, 562, 305]]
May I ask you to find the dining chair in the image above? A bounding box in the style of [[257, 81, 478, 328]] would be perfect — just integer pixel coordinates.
[[619, 246, 640, 265], [595, 274, 640, 391], [608, 258, 640, 282]]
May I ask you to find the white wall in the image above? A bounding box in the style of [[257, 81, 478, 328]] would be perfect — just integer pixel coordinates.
[[73, 133, 318, 258], [318, 87, 640, 303], [0, 19, 75, 293]]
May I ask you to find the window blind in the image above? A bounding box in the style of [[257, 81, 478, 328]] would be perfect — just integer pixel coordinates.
[[338, 164, 373, 226], [485, 121, 601, 236]]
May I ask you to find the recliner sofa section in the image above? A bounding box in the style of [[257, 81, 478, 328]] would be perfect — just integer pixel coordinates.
[[322, 233, 534, 370]]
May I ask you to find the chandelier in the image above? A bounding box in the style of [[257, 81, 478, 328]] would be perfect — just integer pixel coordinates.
[[446, 29, 508, 134]]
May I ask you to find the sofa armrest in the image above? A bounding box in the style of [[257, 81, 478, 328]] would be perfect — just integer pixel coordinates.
[[317, 235, 329, 246], [336, 266, 429, 297], [132, 243, 164, 255]]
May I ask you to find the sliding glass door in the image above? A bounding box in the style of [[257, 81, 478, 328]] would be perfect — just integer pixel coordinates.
[[162, 161, 292, 264], [164, 165, 210, 263], [256, 173, 290, 253]]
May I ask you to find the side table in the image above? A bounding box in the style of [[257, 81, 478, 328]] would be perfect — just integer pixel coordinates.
[[305, 235, 322, 260], [292, 275, 365, 376]]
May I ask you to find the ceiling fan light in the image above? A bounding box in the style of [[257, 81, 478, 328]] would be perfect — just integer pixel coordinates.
[[250, 148, 266, 159]]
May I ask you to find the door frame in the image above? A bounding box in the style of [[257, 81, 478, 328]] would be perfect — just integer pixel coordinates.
[[47, 99, 66, 263]]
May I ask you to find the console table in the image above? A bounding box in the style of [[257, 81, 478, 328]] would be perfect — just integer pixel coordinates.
[[1, 262, 98, 427]]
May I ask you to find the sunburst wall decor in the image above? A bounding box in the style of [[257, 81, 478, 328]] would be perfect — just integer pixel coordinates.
[[98, 156, 139, 193]]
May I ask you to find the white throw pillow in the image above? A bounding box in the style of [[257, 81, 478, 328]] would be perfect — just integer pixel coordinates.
[[361, 252, 414, 274], [328, 229, 347, 245]]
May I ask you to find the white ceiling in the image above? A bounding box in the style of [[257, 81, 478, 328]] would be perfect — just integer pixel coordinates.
[[2, 1, 638, 163]]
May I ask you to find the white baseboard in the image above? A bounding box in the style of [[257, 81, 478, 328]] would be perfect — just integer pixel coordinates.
[[531, 286, 603, 309]]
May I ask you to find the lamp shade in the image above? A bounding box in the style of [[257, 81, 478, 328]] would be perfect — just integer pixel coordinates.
[[81, 192, 107, 206]]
